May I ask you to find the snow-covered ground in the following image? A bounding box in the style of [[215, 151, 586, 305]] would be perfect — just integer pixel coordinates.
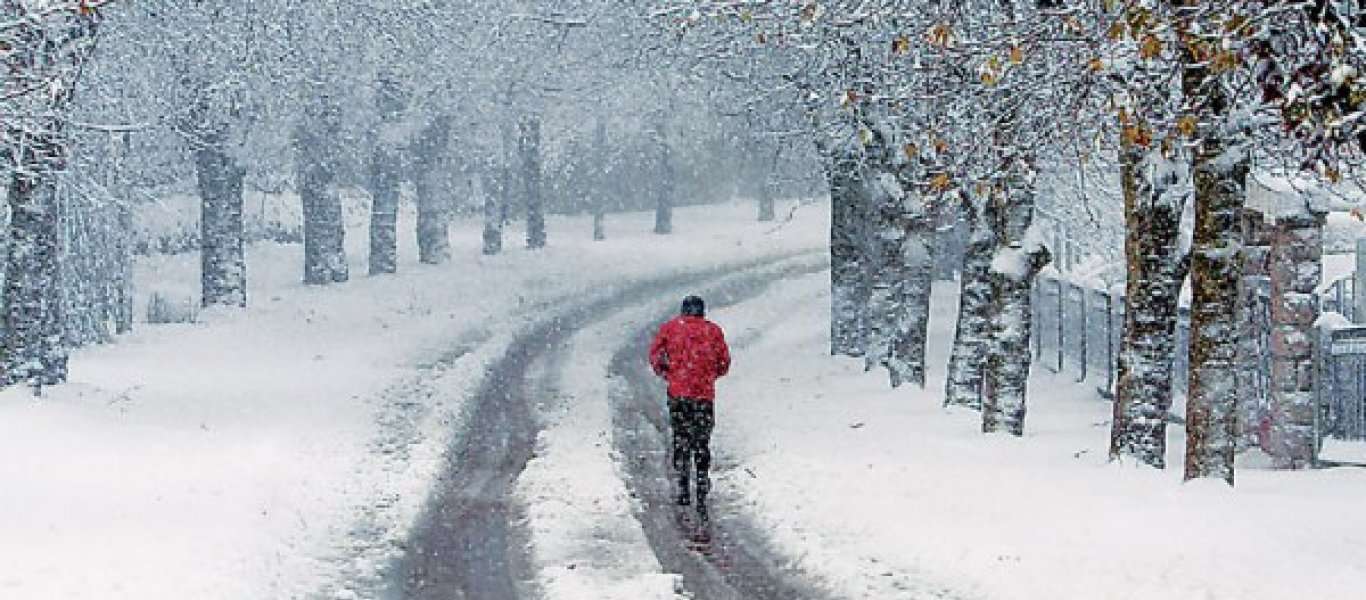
[[0, 199, 825, 600], [709, 273, 1366, 600], [8, 191, 1362, 600]]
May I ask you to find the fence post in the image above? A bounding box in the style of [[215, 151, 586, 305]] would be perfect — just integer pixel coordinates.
[[1032, 279, 1041, 358], [1077, 284, 1088, 383], [1105, 291, 1115, 397], [1027, 280, 1038, 358], [1056, 278, 1065, 373]]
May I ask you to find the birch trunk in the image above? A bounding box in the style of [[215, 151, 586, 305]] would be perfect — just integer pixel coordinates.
[[946, 191, 994, 409], [1110, 146, 1190, 468]]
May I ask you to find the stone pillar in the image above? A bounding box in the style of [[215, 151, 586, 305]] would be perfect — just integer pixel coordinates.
[[1237, 209, 1274, 451], [1266, 209, 1327, 468]]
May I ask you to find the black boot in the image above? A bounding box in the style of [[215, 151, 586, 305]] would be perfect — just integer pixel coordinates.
[[695, 476, 710, 522]]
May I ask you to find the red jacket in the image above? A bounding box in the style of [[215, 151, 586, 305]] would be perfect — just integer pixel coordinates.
[[648, 315, 731, 402]]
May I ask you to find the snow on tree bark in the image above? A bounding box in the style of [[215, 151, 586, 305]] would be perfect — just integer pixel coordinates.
[[520, 115, 546, 249], [829, 150, 869, 357], [368, 75, 404, 275], [113, 200, 134, 334], [414, 115, 453, 263], [946, 191, 994, 409], [4, 143, 70, 387], [862, 147, 934, 389], [1266, 211, 1325, 469], [1110, 146, 1190, 468], [297, 93, 349, 284], [196, 139, 248, 308], [982, 176, 1050, 437], [1184, 135, 1248, 485]]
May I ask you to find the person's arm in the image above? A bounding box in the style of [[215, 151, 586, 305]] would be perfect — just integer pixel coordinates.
[[715, 326, 731, 377], [648, 324, 669, 377]]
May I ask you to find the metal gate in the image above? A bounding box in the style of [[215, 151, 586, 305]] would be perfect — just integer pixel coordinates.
[[1319, 326, 1366, 443]]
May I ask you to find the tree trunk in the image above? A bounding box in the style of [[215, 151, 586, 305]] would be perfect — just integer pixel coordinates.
[[3, 141, 69, 388], [521, 115, 546, 249], [897, 201, 936, 389], [414, 116, 453, 264], [863, 168, 934, 388], [593, 210, 606, 241], [946, 191, 994, 409], [298, 96, 348, 284], [982, 181, 1051, 436], [1183, 59, 1249, 483], [368, 143, 400, 275], [829, 151, 868, 357], [591, 121, 609, 241], [369, 74, 404, 275], [483, 166, 506, 255], [757, 148, 778, 222], [654, 124, 674, 235], [1110, 145, 1190, 468], [114, 201, 134, 334], [1184, 146, 1248, 484], [197, 143, 248, 307]]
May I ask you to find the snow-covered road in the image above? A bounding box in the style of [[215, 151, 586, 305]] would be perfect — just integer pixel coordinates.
[[385, 252, 833, 600]]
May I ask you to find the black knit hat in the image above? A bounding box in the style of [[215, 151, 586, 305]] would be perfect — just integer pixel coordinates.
[[681, 295, 705, 317]]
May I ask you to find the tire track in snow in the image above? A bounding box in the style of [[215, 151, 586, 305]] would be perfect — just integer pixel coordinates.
[[380, 251, 824, 600]]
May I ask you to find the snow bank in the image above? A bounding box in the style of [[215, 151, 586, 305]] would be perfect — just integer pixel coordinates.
[[710, 273, 1366, 600], [0, 198, 827, 600]]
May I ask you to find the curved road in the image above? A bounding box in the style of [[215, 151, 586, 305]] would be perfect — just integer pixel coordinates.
[[382, 254, 831, 600]]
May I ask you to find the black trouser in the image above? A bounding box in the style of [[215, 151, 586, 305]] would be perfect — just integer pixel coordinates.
[[668, 396, 714, 500]]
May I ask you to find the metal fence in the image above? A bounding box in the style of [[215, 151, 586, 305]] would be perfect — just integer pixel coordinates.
[[1031, 275, 1190, 398], [1033, 272, 1366, 462], [1322, 275, 1357, 322], [1318, 325, 1366, 442]]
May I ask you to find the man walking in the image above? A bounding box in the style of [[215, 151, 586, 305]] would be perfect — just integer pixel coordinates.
[[648, 295, 731, 522]]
